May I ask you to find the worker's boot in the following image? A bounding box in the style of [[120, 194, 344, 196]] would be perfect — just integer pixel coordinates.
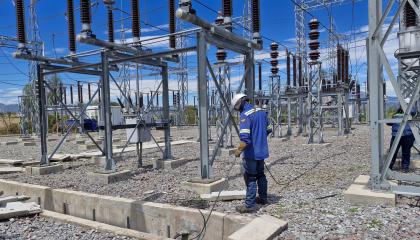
[[235, 204, 257, 213], [256, 196, 268, 205]]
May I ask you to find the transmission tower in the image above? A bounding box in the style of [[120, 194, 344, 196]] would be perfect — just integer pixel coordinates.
[[177, 16, 188, 125], [27, 0, 43, 135]]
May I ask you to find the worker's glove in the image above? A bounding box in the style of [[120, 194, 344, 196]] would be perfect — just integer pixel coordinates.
[[234, 141, 247, 157]]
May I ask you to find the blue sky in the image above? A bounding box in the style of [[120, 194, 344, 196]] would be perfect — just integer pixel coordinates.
[[0, 0, 374, 105]]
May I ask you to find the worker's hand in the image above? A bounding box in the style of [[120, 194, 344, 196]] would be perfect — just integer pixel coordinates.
[[234, 149, 242, 158], [234, 142, 247, 157]]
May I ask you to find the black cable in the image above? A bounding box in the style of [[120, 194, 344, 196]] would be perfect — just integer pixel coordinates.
[[190, 156, 239, 240]]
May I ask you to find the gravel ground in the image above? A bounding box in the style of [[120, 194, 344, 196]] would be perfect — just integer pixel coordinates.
[[0, 215, 134, 240], [0, 125, 419, 239]]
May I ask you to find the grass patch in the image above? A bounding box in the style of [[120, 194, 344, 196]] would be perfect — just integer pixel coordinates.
[[348, 207, 358, 213], [368, 219, 383, 229]]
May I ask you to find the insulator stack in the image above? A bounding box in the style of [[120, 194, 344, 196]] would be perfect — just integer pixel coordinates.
[[131, 0, 141, 41], [404, 0, 418, 27], [215, 13, 227, 62], [169, 0, 176, 49], [15, 0, 26, 48], [308, 19, 320, 64], [80, 0, 92, 34], [356, 83, 361, 101], [252, 0, 261, 42], [78, 82, 83, 104], [293, 55, 297, 86], [63, 87, 67, 105], [88, 83, 92, 100], [286, 50, 291, 86], [270, 42, 279, 75], [70, 85, 74, 104], [258, 63, 262, 90], [67, 0, 76, 54], [104, 0, 115, 43], [337, 46, 342, 82], [298, 57, 303, 87], [222, 0, 233, 30], [344, 50, 349, 84]]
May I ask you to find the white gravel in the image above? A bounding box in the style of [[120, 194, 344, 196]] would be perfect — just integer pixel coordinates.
[[0, 125, 419, 239]]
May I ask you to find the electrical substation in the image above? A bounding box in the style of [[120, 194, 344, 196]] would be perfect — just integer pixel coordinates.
[[0, 0, 419, 239]]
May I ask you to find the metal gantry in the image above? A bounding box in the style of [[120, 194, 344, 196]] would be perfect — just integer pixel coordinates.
[[368, 0, 420, 195]]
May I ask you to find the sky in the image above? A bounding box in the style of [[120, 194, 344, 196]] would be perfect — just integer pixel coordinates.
[[0, 0, 399, 106]]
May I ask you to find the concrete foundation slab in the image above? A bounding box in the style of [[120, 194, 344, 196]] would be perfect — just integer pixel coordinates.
[[302, 142, 332, 147], [26, 164, 63, 175], [200, 190, 246, 201], [87, 170, 132, 185], [344, 183, 395, 206], [183, 178, 228, 194], [153, 158, 193, 170], [3, 141, 18, 145], [0, 202, 42, 220], [75, 139, 86, 144], [23, 142, 36, 146], [0, 159, 24, 166], [41, 210, 171, 240], [0, 167, 24, 174], [228, 214, 288, 240], [353, 175, 370, 185], [49, 154, 72, 162], [47, 138, 58, 142]]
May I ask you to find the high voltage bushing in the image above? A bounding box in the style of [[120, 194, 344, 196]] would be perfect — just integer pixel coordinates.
[[308, 19, 320, 64], [404, 0, 418, 27], [104, 0, 115, 43], [169, 0, 176, 49], [252, 0, 261, 43], [270, 42, 279, 75], [286, 50, 291, 86], [222, 0, 233, 31], [67, 0, 77, 54], [80, 0, 93, 36], [15, 0, 26, 49], [131, 0, 141, 42]]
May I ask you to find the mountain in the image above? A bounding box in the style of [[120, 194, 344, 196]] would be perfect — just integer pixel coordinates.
[[0, 103, 19, 113]]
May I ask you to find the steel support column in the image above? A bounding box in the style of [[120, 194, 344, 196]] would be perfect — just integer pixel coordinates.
[[162, 65, 172, 160], [37, 64, 48, 166], [197, 32, 211, 179], [100, 51, 116, 171]]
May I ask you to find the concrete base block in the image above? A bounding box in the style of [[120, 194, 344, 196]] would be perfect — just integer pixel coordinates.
[[75, 139, 86, 145], [394, 159, 420, 169], [183, 178, 228, 194], [344, 175, 395, 206], [88, 156, 123, 168], [228, 215, 288, 240], [87, 170, 132, 184], [200, 190, 246, 201], [112, 138, 121, 143], [153, 158, 193, 170], [47, 138, 58, 142], [25, 164, 63, 175], [79, 144, 97, 151], [221, 148, 236, 156]]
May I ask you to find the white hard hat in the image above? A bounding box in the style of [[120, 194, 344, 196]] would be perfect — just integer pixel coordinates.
[[404, 98, 411, 104], [231, 93, 247, 109]]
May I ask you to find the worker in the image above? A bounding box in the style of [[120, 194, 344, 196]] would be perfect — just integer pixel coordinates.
[[387, 98, 416, 173], [232, 93, 272, 213]]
